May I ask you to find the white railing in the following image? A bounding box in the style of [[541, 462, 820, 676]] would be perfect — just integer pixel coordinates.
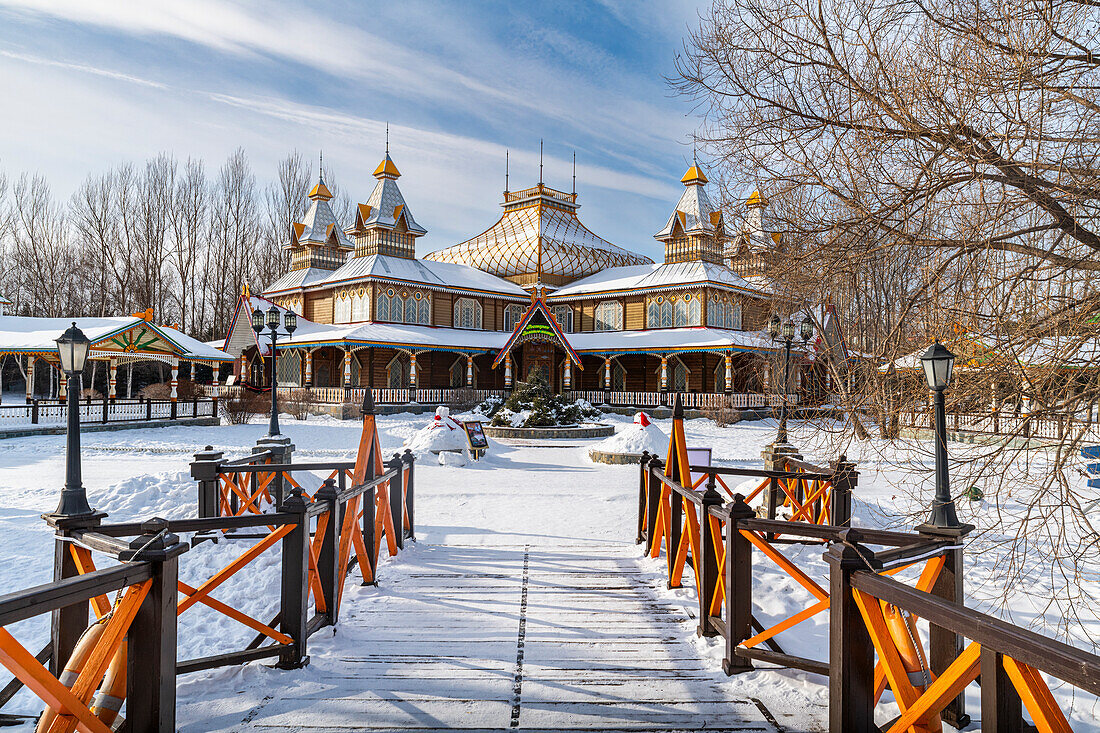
[[0, 398, 216, 428], [898, 409, 1096, 442], [562, 391, 798, 409]]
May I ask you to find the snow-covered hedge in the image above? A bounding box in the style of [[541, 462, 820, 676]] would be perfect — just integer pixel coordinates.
[[489, 373, 601, 427]]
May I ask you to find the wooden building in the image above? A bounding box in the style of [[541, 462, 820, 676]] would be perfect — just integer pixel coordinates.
[[221, 150, 806, 403]]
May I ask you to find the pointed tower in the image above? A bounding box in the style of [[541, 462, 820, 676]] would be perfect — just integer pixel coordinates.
[[654, 163, 724, 265], [347, 152, 426, 259], [286, 169, 353, 272], [724, 190, 780, 277]]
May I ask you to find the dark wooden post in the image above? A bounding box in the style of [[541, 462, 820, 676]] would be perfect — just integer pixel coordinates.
[[190, 446, 224, 518], [980, 648, 1022, 732], [315, 478, 340, 625], [361, 485, 377, 585], [402, 449, 416, 540], [125, 518, 187, 732], [31, 399, 38, 424], [145, 398, 152, 421], [723, 494, 755, 675], [826, 540, 876, 732], [637, 451, 650, 545], [101, 396, 108, 423], [765, 475, 780, 521], [47, 518, 97, 676], [170, 399, 177, 420], [277, 485, 310, 669], [697, 473, 723, 638], [388, 454, 404, 551], [645, 457, 663, 555], [919, 525, 971, 729], [665, 489, 682, 589], [829, 456, 857, 528]]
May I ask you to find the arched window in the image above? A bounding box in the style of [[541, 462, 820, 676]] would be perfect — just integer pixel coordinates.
[[334, 291, 352, 324], [449, 358, 466, 387], [594, 300, 623, 331], [707, 294, 742, 330], [672, 359, 689, 392], [375, 289, 430, 325], [454, 298, 483, 329], [551, 305, 573, 332], [730, 302, 742, 330], [504, 304, 524, 332], [714, 361, 726, 392], [350, 289, 369, 322], [386, 354, 410, 388], [376, 290, 390, 322]]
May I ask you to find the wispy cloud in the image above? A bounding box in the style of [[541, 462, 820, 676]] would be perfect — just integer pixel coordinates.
[[0, 49, 166, 89]]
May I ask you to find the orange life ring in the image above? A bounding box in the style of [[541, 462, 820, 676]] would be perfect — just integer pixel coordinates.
[[37, 624, 127, 731], [882, 601, 942, 732]]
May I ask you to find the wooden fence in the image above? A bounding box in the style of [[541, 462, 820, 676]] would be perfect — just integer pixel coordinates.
[[0, 397, 217, 427], [641, 403, 1100, 731], [0, 405, 413, 730]]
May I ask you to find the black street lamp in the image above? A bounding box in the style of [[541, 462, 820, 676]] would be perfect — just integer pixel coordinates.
[[252, 305, 297, 438], [54, 323, 94, 517], [768, 313, 813, 445], [919, 340, 967, 530]]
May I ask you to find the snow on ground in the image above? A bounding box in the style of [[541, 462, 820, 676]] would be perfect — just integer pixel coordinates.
[[0, 410, 1098, 728]]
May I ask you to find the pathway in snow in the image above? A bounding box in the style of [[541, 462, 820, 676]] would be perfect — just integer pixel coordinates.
[[223, 541, 781, 732]]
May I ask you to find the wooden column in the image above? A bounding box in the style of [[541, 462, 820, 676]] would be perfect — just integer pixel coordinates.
[[563, 357, 572, 389], [108, 358, 117, 401], [57, 364, 66, 403], [826, 542, 876, 732], [724, 353, 733, 394], [342, 349, 351, 389], [660, 356, 668, 392], [723, 495, 755, 674], [980, 648, 1022, 731], [26, 356, 34, 404], [170, 358, 179, 402], [504, 353, 513, 388], [304, 349, 313, 389], [604, 357, 612, 389], [466, 354, 474, 388]]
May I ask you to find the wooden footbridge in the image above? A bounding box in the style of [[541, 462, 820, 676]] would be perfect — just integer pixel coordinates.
[[2, 395, 1099, 731]]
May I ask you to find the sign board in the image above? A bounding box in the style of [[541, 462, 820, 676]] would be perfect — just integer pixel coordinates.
[[462, 420, 489, 450], [687, 447, 712, 489]]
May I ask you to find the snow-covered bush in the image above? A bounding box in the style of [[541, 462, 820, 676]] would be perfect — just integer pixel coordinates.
[[489, 373, 601, 427], [472, 394, 505, 417]]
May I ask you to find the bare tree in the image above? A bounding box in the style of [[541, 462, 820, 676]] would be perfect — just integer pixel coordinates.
[[11, 174, 73, 317], [207, 148, 259, 337], [168, 158, 208, 332], [260, 151, 312, 291]]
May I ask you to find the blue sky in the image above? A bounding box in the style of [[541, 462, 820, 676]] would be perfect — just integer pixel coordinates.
[[0, 0, 710, 261]]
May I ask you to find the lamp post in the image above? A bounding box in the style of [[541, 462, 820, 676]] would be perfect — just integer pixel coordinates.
[[54, 323, 94, 517], [768, 312, 814, 445], [251, 305, 297, 438], [918, 340, 968, 530]]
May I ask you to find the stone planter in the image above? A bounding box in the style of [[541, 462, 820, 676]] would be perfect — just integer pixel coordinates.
[[587, 449, 645, 465], [482, 423, 615, 440]]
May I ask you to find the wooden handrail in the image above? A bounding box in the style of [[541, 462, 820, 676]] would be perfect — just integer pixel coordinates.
[[851, 569, 1100, 697], [0, 563, 154, 626]]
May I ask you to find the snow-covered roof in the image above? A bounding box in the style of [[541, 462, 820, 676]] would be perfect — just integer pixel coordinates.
[[267, 254, 529, 299], [425, 184, 652, 283], [264, 267, 331, 294], [567, 327, 785, 355], [886, 335, 1100, 372], [0, 295, 11, 305], [281, 321, 510, 352], [548, 261, 770, 299], [654, 166, 721, 239], [356, 155, 426, 235], [0, 315, 233, 362], [288, 178, 353, 251]]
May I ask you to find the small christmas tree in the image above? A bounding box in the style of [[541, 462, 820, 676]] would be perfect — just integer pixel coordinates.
[[490, 371, 600, 427]]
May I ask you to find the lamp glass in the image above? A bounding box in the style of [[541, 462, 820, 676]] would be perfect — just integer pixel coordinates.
[[251, 308, 264, 332], [55, 323, 91, 373], [767, 314, 781, 340], [800, 314, 814, 341], [782, 319, 795, 340], [284, 310, 297, 333], [920, 341, 956, 390], [266, 306, 280, 329]]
